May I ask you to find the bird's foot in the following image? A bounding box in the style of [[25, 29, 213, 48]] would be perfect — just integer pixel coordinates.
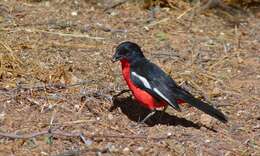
[[113, 89, 131, 99], [128, 121, 149, 128]]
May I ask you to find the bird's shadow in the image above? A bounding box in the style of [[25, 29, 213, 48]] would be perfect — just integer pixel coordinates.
[[110, 96, 202, 129]]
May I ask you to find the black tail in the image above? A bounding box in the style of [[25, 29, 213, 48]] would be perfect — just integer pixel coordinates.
[[176, 89, 228, 123]]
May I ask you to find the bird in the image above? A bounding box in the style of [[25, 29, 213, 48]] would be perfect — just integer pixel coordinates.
[[112, 41, 228, 124]]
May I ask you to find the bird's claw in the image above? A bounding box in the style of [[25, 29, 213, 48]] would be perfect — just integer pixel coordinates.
[[128, 121, 149, 128]]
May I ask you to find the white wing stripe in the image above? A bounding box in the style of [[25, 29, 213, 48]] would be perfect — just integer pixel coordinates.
[[153, 88, 172, 104], [131, 72, 151, 89]]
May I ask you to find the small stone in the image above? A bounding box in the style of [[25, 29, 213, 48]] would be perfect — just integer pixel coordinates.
[[74, 104, 80, 110], [110, 11, 117, 16], [85, 139, 93, 146], [122, 147, 130, 154], [162, 7, 170, 12], [48, 104, 54, 109], [217, 97, 223, 100], [208, 39, 214, 45], [108, 113, 113, 120], [136, 146, 144, 151], [200, 114, 213, 127], [237, 110, 245, 116], [71, 11, 78, 16], [90, 7, 95, 11], [144, 26, 149, 31]]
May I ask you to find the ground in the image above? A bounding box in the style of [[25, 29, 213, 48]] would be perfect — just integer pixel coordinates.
[[0, 0, 259, 156]]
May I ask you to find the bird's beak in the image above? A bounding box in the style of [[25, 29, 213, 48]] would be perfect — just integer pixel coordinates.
[[112, 53, 120, 63]]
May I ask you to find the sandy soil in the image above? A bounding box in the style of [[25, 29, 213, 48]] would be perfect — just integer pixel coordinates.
[[0, 1, 259, 155]]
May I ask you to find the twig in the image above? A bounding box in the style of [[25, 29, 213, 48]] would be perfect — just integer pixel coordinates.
[[53, 149, 82, 156], [79, 132, 89, 145], [62, 119, 94, 125], [2, 28, 105, 40], [26, 97, 41, 106], [53, 147, 108, 156], [47, 41, 101, 49], [144, 18, 169, 29], [104, 0, 128, 11], [12, 80, 94, 92], [188, 79, 210, 100], [34, 29, 105, 40], [209, 55, 228, 71], [0, 129, 83, 139], [150, 52, 182, 60], [177, 7, 193, 19], [0, 40, 13, 53]]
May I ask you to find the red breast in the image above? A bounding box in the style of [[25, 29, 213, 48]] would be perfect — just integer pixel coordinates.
[[120, 59, 166, 110]]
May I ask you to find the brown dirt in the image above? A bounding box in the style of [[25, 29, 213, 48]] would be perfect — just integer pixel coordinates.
[[0, 1, 259, 156]]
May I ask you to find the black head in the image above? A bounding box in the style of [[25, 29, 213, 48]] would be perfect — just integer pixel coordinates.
[[112, 41, 145, 63]]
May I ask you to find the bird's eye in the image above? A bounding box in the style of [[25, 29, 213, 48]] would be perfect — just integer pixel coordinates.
[[119, 50, 129, 56], [125, 51, 131, 55]]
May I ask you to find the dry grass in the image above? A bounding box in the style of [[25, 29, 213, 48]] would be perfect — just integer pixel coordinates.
[[0, 0, 259, 155]]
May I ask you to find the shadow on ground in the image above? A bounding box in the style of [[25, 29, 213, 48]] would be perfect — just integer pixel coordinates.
[[110, 96, 201, 129]]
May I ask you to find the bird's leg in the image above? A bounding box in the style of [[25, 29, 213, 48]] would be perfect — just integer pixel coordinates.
[[159, 105, 168, 122], [113, 89, 131, 98], [140, 110, 156, 124], [162, 105, 168, 112], [110, 89, 131, 111]]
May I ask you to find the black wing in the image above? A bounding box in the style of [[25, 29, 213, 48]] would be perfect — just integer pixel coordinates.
[[130, 59, 182, 111], [130, 59, 228, 123]]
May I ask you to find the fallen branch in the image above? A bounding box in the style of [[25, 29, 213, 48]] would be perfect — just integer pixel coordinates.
[[0, 129, 174, 140], [96, 23, 127, 33], [0, 130, 50, 139], [1, 28, 105, 40], [104, 0, 128, 11], [12, 80, 94, 92], [202, 0, 233, 12], [54, 147, 108, 156], [33, 29, 105, 40]]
